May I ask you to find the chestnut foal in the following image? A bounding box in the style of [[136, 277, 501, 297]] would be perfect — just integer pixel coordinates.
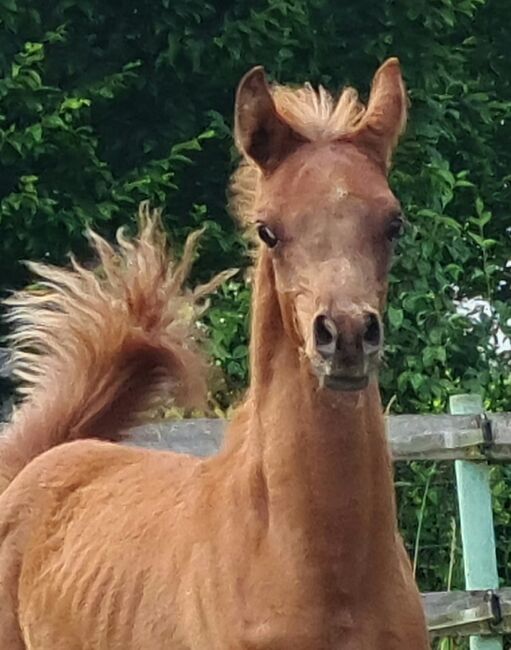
[[0, 59, 429, 649]]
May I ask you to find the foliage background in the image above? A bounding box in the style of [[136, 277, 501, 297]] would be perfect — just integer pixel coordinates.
[[1, 0, 510, 641]]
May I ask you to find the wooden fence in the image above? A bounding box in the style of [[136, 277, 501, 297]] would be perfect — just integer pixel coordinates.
[[127, 399, 511, 645]]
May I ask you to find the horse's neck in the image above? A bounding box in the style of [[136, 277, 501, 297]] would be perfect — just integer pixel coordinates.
[[235, 253, 398, 584]]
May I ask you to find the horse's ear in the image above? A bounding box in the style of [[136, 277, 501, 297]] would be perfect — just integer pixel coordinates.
[[235, 66, 306, 172], [352, 58, 408, 172]]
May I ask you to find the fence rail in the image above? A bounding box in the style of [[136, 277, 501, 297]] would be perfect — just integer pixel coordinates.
[[423, 589, 511, 637], [128, 414, 511, 461]]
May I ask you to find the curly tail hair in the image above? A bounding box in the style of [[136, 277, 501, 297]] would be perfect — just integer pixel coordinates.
[[0, 202, 235, 492]]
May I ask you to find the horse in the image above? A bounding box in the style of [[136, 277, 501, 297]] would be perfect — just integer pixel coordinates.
[[0, 58, 430, 649]]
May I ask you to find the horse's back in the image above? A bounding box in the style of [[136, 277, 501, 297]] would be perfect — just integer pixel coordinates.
[[0, 438, 203, 650]]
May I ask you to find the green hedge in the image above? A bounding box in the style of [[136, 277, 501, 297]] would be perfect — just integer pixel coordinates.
[[1, 0, 511, 621]]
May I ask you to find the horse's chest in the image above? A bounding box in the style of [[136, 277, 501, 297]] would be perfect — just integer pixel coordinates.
[[232, 618, 429, 650], [235, 608, 355, 650], [228, 590, 429, 650]]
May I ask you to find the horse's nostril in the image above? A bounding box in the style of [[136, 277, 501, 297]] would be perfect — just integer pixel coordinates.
[[363, 312, 382, 349], [313, 314, 337, 351]]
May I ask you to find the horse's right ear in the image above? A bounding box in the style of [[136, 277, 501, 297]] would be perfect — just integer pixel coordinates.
[[235, 67, 306, 172]]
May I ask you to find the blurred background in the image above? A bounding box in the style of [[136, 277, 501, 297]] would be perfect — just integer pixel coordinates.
[[0, 1, 510, 645]]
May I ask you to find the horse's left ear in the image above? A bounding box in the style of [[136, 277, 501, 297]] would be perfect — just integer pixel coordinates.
[[352, 58, 408, 172], [235, 66, 307, 172]]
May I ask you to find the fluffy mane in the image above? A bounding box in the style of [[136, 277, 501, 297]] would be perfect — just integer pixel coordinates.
[[230, 82, 366, 224]]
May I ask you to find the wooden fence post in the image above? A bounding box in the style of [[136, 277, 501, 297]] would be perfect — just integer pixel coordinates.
[[450, 394, 502, 650]]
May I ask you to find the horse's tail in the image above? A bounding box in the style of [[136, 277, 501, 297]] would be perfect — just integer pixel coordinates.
[[0, 202, 234, 493]]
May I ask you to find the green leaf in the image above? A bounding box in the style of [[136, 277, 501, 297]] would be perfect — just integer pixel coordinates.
[[388, 306, 404, 329], [60, 97, 91, 111]]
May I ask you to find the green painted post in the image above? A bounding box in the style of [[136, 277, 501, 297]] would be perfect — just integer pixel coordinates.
[[450, 394, 502, 650]]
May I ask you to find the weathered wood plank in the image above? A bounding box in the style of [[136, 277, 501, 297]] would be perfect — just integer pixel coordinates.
[[127, 414, 511, 461], [423, 589, 511, 637], [128, 420, 224, 457], [487, 413, 511, 460], [388, 414, 484, 460]]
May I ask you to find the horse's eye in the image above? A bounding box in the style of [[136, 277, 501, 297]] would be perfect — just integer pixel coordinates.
[[257, 223, 279, 248], [386, 216, 405, 242]]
